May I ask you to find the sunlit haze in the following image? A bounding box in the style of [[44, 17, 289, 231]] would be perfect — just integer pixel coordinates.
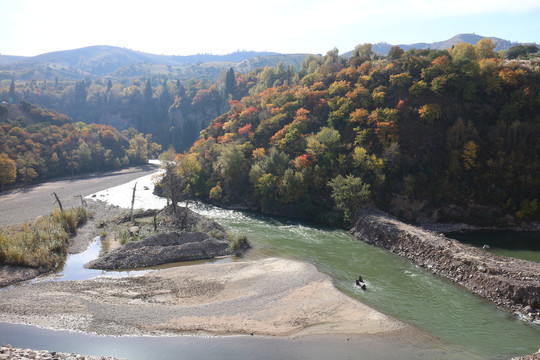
[[1, 0, 540, 56]]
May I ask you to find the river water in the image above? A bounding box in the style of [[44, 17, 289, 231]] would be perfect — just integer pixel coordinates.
[[448, 231, 540, 263], [2, 168, 539, 359]]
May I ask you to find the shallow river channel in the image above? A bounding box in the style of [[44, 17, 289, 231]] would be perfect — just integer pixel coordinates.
[[1, 170, 540, 359]]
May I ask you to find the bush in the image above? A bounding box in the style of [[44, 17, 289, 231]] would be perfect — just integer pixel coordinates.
[[227, 231, 248, 251], [0, 206, 90, 268]]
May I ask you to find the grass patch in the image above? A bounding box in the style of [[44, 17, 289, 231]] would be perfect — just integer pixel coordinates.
[[119, 230, 130, 245], [0, 206, 90, 269], [226, 231, 248, 251]]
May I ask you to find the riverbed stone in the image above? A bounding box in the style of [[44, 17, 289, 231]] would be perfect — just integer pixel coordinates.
[[350, 207, 540, 322], [85, 231, 246, 270], [0, 346, 126, 360]]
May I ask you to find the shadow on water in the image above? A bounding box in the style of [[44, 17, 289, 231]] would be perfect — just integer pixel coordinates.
[[447, 231, 540, 263]]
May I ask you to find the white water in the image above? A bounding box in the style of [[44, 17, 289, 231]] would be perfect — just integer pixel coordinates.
[[3, 162, 538, 359]]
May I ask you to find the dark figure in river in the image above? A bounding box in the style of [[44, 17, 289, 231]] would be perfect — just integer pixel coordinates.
[[356, 276, 366, 290]]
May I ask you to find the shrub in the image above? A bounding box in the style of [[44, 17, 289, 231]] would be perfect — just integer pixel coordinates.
[[0, 206, 89, 268], [227, 231, 248, 251]]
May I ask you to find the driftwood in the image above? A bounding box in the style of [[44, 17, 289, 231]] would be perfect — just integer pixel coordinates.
[[130, 182, 137, 222], [51, 192, 64, 212], [74, 194, 87, 207]]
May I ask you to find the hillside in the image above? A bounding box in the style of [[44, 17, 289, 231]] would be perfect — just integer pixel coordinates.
[[0, 46, 298, 81], [0, 102, 161, 189], [173, 42, 540, 226], [364, 34, 538, 55], [2, 34, 537, 81]]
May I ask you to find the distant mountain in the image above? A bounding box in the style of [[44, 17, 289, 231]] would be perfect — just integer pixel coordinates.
[[365, 34, 537, 55], [236, 54, 311, 72], [0, 46, 286, 80], [2, 33, 537, 82], [0, 54, 27, 65]]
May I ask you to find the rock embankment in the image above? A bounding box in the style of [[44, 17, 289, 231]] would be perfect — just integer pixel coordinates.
[[86, 231, 246, 270], [511, 350, 540, 360], [0, 345, 126, 360], [350, 208, 540, 322]]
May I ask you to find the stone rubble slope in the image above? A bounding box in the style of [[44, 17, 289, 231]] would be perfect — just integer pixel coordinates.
[[350, 208, 540, 322]]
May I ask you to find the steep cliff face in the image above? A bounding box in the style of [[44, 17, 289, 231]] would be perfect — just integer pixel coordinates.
[[350, 208, 540, 322], [168, 98, 229, 151]]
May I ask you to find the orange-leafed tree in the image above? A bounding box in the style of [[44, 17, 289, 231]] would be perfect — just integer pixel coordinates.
[[0, 153, 16, 191]]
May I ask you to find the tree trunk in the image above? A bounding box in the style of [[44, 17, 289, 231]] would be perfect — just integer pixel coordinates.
[[130, 182, 137, 222]]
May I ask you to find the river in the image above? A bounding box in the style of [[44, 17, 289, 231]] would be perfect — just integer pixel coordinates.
[[1, 168, 539, 359]]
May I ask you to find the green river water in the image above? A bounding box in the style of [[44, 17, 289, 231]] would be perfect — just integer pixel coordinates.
[[1, 179, 540, 359], [194, 205, 540, 359]]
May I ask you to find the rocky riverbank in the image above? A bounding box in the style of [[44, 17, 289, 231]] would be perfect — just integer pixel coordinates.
[[510, 350, 540, 360], [86, 231, 246, 270], [350, 208, 540, 322], [87, 204, 249, 270], [0, 345, 126, 360]]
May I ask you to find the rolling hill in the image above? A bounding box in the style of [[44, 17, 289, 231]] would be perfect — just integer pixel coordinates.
[[360, 33, 538, 55], [1, 34, 537, 82], [0, 46, 285, 80]]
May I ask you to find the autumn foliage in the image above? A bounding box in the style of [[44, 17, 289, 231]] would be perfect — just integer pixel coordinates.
[[0, 102, 161, 188], [176, 40, 540, 224]]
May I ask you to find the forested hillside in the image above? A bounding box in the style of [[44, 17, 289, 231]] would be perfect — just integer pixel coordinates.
[[172, 40, 540, 226], [0, 101, 160, 189], [0, 61, 303, 152], [2, 38, 540, 226]]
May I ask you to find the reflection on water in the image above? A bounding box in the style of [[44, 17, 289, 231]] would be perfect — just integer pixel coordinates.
[[29, 238, 151, 283], [0, 322, 479, 360]]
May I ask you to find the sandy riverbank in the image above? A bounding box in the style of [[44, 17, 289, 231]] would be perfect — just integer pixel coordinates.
[[0, 164, 159, 228], [0, 167, 408, 338], [0, 257, 408, 337]]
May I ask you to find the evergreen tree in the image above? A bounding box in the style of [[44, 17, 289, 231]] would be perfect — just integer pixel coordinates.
[[8, 80, 15, 103], [74, 81, 87, 105], [144, 79, 153, 101], [225, 68, 236, 96]]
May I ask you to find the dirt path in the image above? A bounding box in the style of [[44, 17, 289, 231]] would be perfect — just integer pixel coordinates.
[[0, 258, 408, 337], [0, 164, 159, 228]]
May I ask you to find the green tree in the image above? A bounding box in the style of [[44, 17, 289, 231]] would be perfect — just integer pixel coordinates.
[[0, 153, 16, 191], [144, 79, 153, 101], [74, 81, 87, 105], [328, 175, 371, 222], [78, 141, 92, 171], [128, 134, 149, 164], [215, 144, 249, 196], [449, 42, 477, 63], [475, 38, 496, 59], [506, 44, 539, 59], [8, 80, 15, 103], [225, 68, 236, 96], [16, 152, 39, 187], [388, 46, 404, 60], [353, 43, 373, 58], [159, 146, 182, 213]]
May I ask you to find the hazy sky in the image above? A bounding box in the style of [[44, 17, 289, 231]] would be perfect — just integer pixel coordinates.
[[1, 0, 539, 56]]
